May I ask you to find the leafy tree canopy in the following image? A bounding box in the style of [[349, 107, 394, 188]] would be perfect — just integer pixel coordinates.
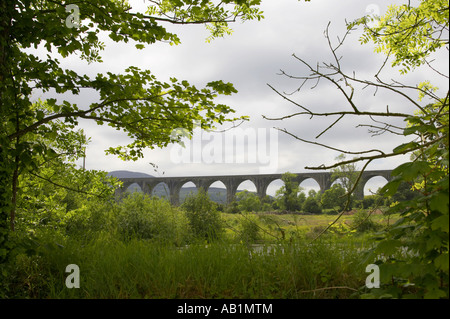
[[353, 0, 449, 73], [0, 0, 265, 263]]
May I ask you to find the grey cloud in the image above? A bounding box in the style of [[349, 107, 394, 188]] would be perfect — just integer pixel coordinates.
[[46, 0, 448, 177]]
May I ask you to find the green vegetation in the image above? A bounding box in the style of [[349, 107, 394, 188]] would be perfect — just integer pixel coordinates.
[[321, 184, 346, 211], [0, 0, 264, 283], [2, 184, 401, 299], [6, 233, 368, 299], [182, 189, 223, 242], [275, 172, 304, 212], [0, 0, 447, 300]]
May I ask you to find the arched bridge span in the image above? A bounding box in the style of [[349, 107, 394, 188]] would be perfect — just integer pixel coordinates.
[[116, 170, 393, 205]]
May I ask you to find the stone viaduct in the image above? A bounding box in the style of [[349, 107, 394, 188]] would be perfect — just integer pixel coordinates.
[[115, 170, 393, 206]]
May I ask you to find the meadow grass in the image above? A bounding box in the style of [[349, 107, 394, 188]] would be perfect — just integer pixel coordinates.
[[7, 232, 371, 299], [221, 210, 397, 243], [5, 207, 391, 299]]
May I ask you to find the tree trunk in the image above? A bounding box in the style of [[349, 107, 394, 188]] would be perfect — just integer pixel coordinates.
[[0, 146, 12, 264], [0, 0, 15, 264], [10, 155, 19, 231]]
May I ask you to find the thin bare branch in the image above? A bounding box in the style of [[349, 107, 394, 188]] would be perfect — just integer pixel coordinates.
[[356, 123, 405, 136], [304, 135, 447, 170], [276, 127, 386, 156], [263, 109, 410, 121], [266, 84, 313, 116], [424, 59, 449, 79], [315, 114, 345, 139], [310, 159, 373, 242]]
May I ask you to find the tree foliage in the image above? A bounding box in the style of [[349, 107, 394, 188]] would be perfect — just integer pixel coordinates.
[[236, 190, 261, 212], [302, 196, 322, 214], [275, 172, 303, 212], [321, 184, 346, 211], [0, 0, 265, 265], [182, 189, 223, 242], [354, 0, 449, 73]]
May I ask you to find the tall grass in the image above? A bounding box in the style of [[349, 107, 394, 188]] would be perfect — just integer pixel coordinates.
[[6, 234, 369, 299], [4, 193, 385, 299]]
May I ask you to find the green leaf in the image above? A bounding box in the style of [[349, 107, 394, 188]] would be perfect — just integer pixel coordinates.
[[379, 178, 402, 196], [431, 215, 449, 232], [429, 192, 449, 215], [36, 110, 45, 121], [376, 239, 402, 256], [391, 161, 431, 181], [392, 141, 419, 154], [424, 288, 447, 299], [404, 124, 438, 136], [434, 253, 449, 271]]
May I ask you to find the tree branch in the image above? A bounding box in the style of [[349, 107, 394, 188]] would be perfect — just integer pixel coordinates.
[[304, 135, 447, 170]]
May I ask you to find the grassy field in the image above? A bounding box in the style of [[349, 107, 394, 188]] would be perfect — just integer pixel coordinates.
[[5, 209, 393, 299], [221, 209, 396, 242], [8, 236, 371, 299]]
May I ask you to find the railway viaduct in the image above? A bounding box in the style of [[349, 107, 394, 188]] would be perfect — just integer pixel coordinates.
[[116, 170, 393, 206]]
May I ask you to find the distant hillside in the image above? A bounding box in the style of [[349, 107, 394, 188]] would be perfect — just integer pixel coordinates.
[[108, 170, 154, 178]]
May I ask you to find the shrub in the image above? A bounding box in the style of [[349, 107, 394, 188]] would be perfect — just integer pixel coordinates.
[[182, 189, 223, 242], [236, 190, 261, 212], [321, 184, 346, 211], [302, 197, 322, 214], [361, 195, 384, 209], [350, 210, 380, 233], [225, 201, 240, 214], [238, 214, 261, 244], [63, 199, 114, 240], [114, 193, 191, 245]]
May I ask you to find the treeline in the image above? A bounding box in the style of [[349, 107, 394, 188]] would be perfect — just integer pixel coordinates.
[[219, 172, 420, 215]]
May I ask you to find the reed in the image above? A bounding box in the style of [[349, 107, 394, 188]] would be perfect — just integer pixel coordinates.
[[7, 234, 369, 299]]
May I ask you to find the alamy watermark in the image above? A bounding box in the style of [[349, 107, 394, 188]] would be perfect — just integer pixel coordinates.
[[65, 4, 80, 28], [65, 264, 80, 288], [365, 4, 381, 29], [169, 123, 279, 174], [365, 264, 380, 289]]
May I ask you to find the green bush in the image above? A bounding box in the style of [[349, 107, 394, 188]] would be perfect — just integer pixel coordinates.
[[321, 184, 346, 211], [225, 201, 240, 214], [114, 193, 191, 245], [236, 190, 261, 212], [238, 214, 261, 244], [302, 197, 322, 214], [182, 189, 223, 242], [350, 210, 380, 233], [63, 200, 115, 240]]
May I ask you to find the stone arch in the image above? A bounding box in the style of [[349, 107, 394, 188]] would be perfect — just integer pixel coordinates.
[[357, 170, 393, 199], [151, 182, 170, 200], [236, 179, 257, 193], [363, 176, 389, 196], [121, 181, 134, 191], [207, 181, 227, 204], [233, 179, 260, 203], [180, 181, 198, 204], [127, 182, 142, 193], [330, 176, 348, 187], [115, 181, 134, 197], [266, 178, 284, 197], [298, 177, 322, 195]]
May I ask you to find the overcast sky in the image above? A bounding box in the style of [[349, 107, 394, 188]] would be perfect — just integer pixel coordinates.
[[32, 0, 449, 193]]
